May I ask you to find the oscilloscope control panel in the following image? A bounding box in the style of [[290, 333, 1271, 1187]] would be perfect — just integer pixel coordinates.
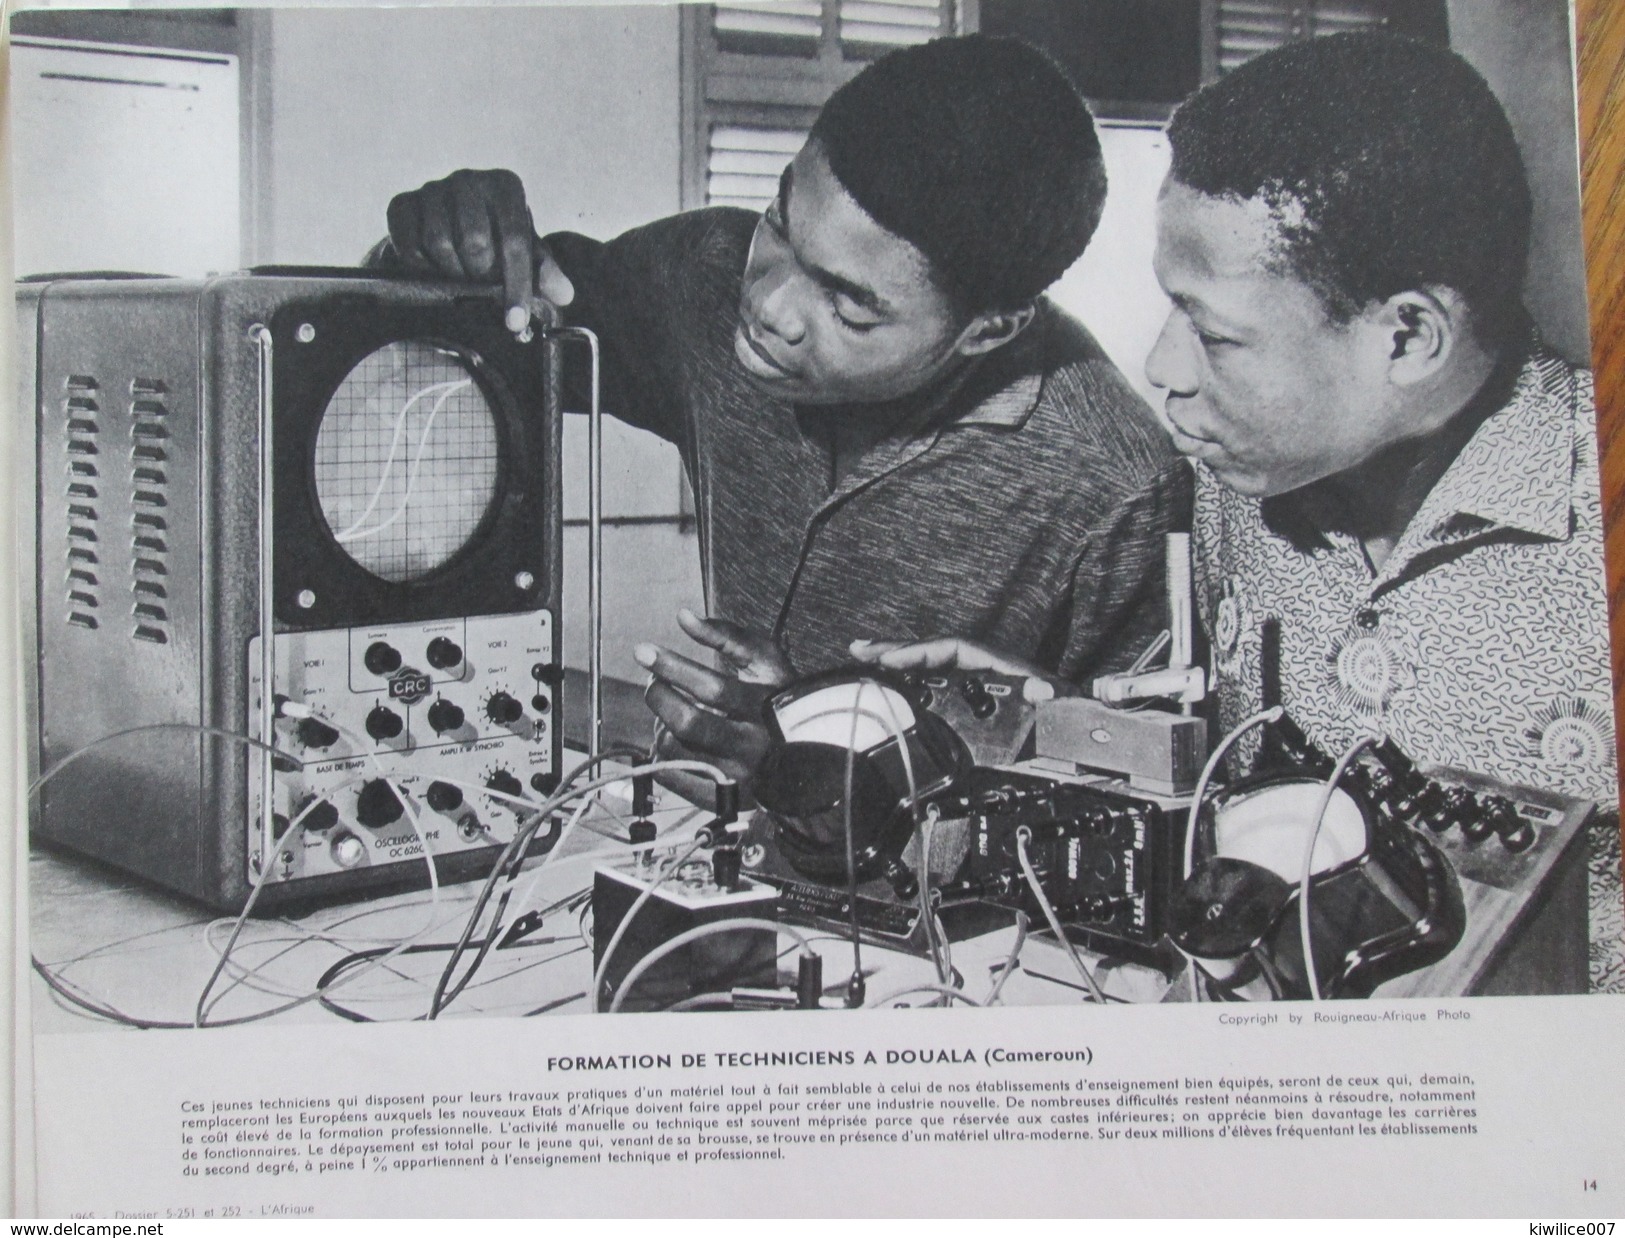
[[247, 610, 559, 885]]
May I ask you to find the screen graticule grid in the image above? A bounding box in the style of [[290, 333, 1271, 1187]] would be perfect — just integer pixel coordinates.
[[313, 340, 500, 583]]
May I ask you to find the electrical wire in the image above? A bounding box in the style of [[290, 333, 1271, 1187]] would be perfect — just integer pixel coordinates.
[[869, 683, 946, 988], [433, 758, 718, 1014], [814, 684, 948, 994], [1184, 705, 1285, 879], [427, 757, 732, 1018], [607, 918, 813, 1014], [316, 938, 590, 1022], [504, 796, 601, 918], [21, 722, 406, 1028], [308, 889, 599, 1019], [193, 721, 447, 1018], [25, 723, 300, 802], [984, 910, 1029, 1006], [1179, 705, 1286, 1003], [26, 724, 655, 1028], [194, 764, 442, 1027], [841, 684, 868, 1006], [867, 983, 984, 1008], [663, 991, 737, 1013], [1014, 827, 1106, 1004], [1299, 733, 1381, 1002]]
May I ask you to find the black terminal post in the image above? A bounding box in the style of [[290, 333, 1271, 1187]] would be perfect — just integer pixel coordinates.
[[714, 779, 740, 828], [627, 771, 657, 845], [797, 951, 824, 1010], [712, 844, 742, 891]]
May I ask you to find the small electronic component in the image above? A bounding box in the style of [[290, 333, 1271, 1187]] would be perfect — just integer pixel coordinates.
[[592, 846, 778, 1013]]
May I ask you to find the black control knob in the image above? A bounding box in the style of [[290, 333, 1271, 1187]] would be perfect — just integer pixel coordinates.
[[365, 704, 404, 741], [1460, 796, 1500, 844], [355, 779, 404, 830], [427, 698, 465, 735], [272, 813, 290, 840], [295, 716, 340, 750], [531, 694, 551, 713], [425, 780, 464, 814], [485, 691, 524, 726], [485, 768, 524, 799], [1431, 785, 1478, 833], [896, 672, 932, 711], [1498, 818, 1537, 853], [885, 858, 919, 902], [960, 675, 997, 720], [364, 641, 402, 676], [530, 771, 559, 795], [426, 637, 463, 670], [301, 799, 340, 833], [1411, 780, 1448, 826], [1485, 797, 1535, 853]]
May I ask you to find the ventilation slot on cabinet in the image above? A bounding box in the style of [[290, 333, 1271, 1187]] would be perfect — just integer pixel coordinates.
[[62, 379, 102, 629], [129, 385, 174, 646]]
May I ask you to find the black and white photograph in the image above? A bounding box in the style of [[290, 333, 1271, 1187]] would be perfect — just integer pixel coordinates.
[[9, 0, 1625, 1217]]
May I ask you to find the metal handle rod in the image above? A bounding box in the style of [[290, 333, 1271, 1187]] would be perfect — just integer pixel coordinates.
[[1166, 531, 1193, 717], [545, 326, 603, 759], [248, 323, 276, 862]]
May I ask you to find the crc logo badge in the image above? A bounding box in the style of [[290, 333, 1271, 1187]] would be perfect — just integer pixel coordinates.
[[388, 667, 432, 704]]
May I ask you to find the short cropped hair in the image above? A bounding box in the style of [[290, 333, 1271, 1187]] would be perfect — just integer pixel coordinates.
[[1167, 32, 1532, 353], [810, 34, 1106, 314]]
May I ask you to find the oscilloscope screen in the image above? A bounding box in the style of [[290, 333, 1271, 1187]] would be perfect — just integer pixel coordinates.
[[313, 340, 501, 583]]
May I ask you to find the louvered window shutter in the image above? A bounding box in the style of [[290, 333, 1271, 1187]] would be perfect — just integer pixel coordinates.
[[713, 1, 824, 53], [1215, 0, 1390, 74], [839, 0, 951, 53], [685, 0, 959, 209], [706, 125, 807, 211]]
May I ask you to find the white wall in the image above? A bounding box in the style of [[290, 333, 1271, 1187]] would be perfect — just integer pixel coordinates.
[[1047, 122, 1172, 408], [256, 3, 705, 684], [259, 3, 684, 262], [1447, 0, 1592, 367]]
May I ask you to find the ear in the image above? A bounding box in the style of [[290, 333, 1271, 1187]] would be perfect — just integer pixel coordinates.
[[1376, 287, 1462, 387], [953, 302, 1037, 358]]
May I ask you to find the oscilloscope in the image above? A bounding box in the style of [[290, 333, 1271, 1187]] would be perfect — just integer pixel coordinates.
[[21, 271, 578, 911]]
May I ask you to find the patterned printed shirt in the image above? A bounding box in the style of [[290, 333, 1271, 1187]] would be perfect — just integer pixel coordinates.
[[1193, 346, 1615, 803], [546, 207, 1188, 682]]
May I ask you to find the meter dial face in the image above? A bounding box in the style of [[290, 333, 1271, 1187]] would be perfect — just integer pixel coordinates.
[[313, 340, 500, 583]]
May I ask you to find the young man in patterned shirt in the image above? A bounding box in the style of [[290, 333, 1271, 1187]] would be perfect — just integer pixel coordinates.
[[864, 32, 1620, 988]]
